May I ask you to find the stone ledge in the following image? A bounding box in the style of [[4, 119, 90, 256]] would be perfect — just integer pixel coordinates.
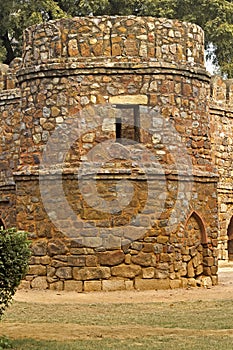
[[16, 61, 210, 83]]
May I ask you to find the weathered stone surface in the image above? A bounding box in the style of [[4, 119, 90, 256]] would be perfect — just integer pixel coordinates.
[[28, 265, 47, 276], [31, 241, 47, 256], [98, 250, 125, 266], [31, 277, 48, 289], [73, 267, 111, 280], [135, 278, 170, 290], [187, 260, 195, 278], [64, 280, 83, 292], [111, 264, 141, 278], [142, 267, 155, 279], [18, 280, 31, 290], [170, 279, 181, 289], [131, 252, 155, 267], [102, 280, 125, 291], [48, 240, 68, 256], [49, 281, 64, 291], [109, 95, 148, 105], [55, 267, 72, 279], [0, 15, 222, 293], [67, 256, 86, 267], [84, 281, 102, 292]]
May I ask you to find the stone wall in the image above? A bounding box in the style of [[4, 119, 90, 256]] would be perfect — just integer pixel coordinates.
[[210, 76, 233, 260], [0, 59, 21, 228], [0, 16, 222, 291]]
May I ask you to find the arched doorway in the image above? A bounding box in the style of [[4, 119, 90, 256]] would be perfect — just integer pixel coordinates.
[[227, 216, 233, 261]]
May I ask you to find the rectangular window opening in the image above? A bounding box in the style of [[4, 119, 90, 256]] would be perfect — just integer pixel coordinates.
[[114, 104, 140, 144]]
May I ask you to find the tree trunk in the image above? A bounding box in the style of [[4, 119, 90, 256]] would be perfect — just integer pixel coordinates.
[[1, 31, 15, 65]]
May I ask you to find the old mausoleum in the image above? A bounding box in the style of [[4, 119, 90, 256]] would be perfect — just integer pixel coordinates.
[[0, 16, 232, 292]]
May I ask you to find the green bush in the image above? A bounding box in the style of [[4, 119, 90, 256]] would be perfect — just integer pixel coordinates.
[[0, 336, 12, 350], [0, 228, 31, 319]]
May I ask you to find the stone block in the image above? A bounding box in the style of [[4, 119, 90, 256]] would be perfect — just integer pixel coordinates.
[[83, 237, 103, 248], [98, 250, 125, 266], [180, 278, 189, 288], [31, 276, 48, 289], [211, 265, 218, 275], [187, 278, 197, 287], [49, 281, 64, 291], [31, 241, 47, 256], [154, 269, 169, 279], [203, 267, 212, 276], [109, 95, 148, 105], [47, 266, 56, 277], [28, 265, 47, 276], [142, 267, 155, 279], [135, 278, 170, 290], [157, 236, 169, 244], [102, 280, 125, 291], [86, 255, 98, 267], [204, 257, 214, 266], [202, 276, 212, 288], [211, 275, 218, 286], [64, 281, 83, 292], [48, 239, 68, 256], [195, 264, 203, 275], [73, 267, 111, 280], [131, 252, 154, 267], [170, 279, 181, 289], [84, 281, 102, 292], [125, 280, 134, 290], [187, 260, 195, 278], [67, 256, 86, 267], [18, 280, 31, 290], [39, 256, 51, 265], [55, 267, 72, 279], [111, 264, 141, 278]]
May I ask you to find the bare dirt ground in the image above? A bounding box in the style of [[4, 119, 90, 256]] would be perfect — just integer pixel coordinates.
[[1, 262, 233, 342]]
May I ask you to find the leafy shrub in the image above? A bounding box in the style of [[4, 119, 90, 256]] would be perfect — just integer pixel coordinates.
[[0, 336, 12, 349], [0, 228, 31, 319]]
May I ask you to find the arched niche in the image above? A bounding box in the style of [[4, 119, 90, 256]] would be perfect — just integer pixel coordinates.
[[183, 211, 208, 278], [184, 210, 208, 245], [227, 216, 233, 261]]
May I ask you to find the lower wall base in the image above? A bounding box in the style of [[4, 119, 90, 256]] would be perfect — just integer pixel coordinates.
[[19, 274, 217, 292]]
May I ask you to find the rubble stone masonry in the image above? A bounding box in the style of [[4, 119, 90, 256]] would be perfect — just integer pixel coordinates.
[[0, 16, 230, 291]]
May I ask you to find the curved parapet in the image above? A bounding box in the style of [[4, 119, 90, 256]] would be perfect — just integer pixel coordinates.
[[21, 16, 205, 70], [0, 58, 21, 91]]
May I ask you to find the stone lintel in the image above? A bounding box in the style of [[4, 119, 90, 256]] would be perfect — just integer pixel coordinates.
[[109, 94, 148, 105]]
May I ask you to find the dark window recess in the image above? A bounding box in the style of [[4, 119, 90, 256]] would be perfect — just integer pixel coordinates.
[[114, 105, 140, 144], [116, 118, 122, 140], [0, 219, 5, 229]]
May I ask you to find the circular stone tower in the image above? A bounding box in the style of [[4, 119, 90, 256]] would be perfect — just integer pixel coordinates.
[[15, 16, 219, 291]]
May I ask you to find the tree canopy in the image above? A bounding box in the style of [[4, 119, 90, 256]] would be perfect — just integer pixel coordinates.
[[0, 0, 233, 77]]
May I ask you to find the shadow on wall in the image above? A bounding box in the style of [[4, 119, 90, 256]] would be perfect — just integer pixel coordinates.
[[227, 216, 233, 261]]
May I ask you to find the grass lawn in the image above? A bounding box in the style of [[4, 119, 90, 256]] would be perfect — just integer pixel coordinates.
[[1, 299, 233, 349]]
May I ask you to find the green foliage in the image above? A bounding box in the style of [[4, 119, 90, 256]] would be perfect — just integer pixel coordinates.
[[0, 0, 66, 63], [0, 228, 31, 320], [1, 0, 233, 76], [0, 337, 12, 350]]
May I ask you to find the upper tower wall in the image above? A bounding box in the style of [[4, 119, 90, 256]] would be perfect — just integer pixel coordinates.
[[21, 16, 205, 69], [210, 75, 233, 109]]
